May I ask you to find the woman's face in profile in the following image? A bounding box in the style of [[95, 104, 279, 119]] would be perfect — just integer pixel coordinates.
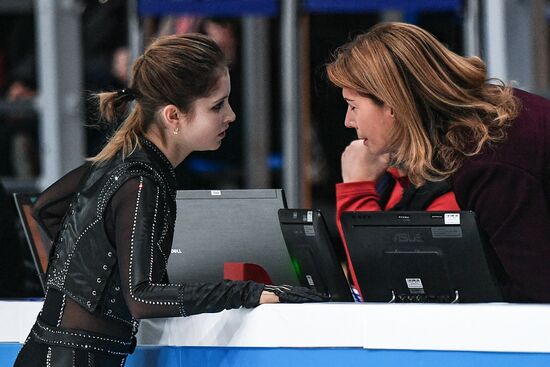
[[179, 69, 236, 152], [342, 87, 394, 156]]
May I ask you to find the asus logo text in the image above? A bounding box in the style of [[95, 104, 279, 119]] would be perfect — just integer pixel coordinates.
[[393, 233, 423, 243]]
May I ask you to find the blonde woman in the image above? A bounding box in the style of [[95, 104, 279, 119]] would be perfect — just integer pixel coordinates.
[[15, 34, 325, 367], [327, 22, 550, 303]]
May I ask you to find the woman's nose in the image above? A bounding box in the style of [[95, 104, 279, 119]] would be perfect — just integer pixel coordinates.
[[344, 110, 355, 129], [226, 103, 236, 124]]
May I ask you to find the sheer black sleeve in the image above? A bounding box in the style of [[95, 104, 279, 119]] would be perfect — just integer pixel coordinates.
[[33, 163, 91, 239], [111, 176, 264, 319]]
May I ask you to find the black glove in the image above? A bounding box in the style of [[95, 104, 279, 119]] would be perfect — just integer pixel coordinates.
[[263, 285, 331, 303]]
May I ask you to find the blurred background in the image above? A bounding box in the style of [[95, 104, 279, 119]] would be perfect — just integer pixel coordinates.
[[1, 0, 549, 296]]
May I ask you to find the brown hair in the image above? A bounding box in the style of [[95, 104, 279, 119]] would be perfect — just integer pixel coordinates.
[[91, 33, 226, 163], [327, 22, 520, 186]]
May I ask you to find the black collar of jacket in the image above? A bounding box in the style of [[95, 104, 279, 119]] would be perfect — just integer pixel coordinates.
[[139, 136, 177, 195], [391, 179, 452, 211]]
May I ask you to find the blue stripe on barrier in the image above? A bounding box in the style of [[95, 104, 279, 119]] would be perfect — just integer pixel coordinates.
[[2, 343, 550, 367]]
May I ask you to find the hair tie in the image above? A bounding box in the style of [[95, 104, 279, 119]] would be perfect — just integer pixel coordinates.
[[117, 88, 137, 101]]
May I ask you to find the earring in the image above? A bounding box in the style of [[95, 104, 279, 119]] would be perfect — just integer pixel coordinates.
[[173, 127, 180, 135]]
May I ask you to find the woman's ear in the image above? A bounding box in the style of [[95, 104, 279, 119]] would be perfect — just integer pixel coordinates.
[[383, 104, 395, 121], [160, 104, 185, 134]]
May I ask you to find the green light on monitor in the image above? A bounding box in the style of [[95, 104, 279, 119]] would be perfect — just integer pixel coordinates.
[[291, 257, 302, 278]]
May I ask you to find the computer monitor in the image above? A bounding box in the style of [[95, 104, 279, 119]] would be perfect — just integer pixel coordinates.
[[341, 211, 502, 303], [167, 189, 299, 285], [278, 209, 354, 302], [13, 193, 52, 294]]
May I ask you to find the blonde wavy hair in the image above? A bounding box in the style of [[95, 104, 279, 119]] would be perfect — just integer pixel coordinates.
[[90, 33, 226, 164], [327, 22, 520, 186]]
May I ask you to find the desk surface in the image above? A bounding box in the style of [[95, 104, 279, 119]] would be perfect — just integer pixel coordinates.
[[1, 300, 550, 353]]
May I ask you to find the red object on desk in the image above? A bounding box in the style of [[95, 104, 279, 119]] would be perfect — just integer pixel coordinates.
[[224, 262, 273, 284]]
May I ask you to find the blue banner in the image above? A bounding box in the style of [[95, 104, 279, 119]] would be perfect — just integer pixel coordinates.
[[138, 0, 279, 17], [304, 0, 462, 13]]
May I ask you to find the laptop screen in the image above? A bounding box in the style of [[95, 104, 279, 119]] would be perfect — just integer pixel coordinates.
[[13, 193, 52, 294], [341, 211, 502, 303], [167, 189, 298, 285]]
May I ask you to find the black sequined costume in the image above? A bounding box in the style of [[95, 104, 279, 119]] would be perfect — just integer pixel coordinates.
[[15, 137, 264, 366]]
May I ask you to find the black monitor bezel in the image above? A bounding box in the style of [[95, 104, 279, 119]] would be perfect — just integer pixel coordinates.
[[341, 211, 502, 303], [278, 208, 354, 302], [13, 193, 51, 294]]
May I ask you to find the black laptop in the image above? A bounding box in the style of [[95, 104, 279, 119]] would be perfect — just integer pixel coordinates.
[[340, 211, 502, 303], [278, 209, 354, 302], [13, 193, 52, 294]]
